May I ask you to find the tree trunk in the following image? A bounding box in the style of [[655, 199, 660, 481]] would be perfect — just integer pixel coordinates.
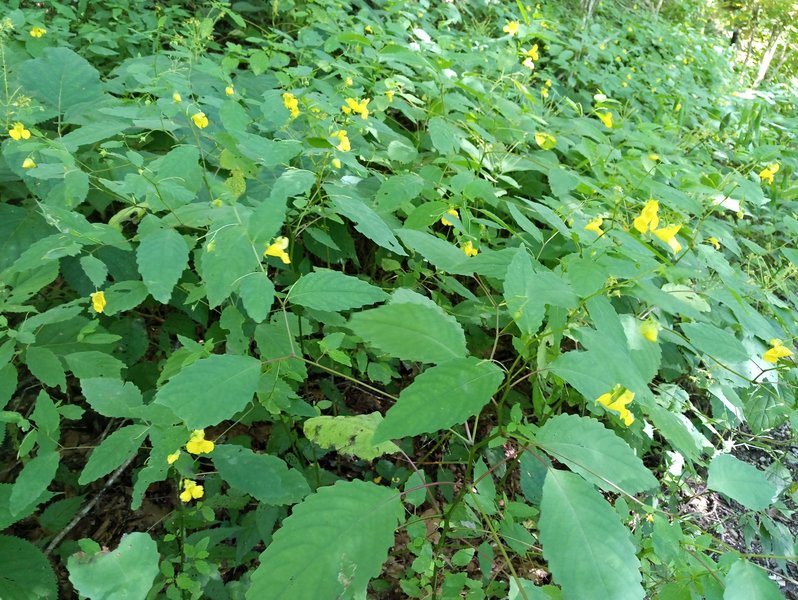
[[753, 27, 784, 87], [741, 7, 760, 71], [768, 39, 791, 81]]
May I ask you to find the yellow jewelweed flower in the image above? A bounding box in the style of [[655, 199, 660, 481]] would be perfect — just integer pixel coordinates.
[[191, 112, 209, 128], [525, 45, 539, 61], [639, 319, 660, 342], [763, 339, 793, 364], [523, 57, 535, 70], [8, 123, 31, 140], [441, 208, 459, 226], [172, 92, 182, 103], [331, 158, 342, 169], [30, 26, 46, 38], [758, 162, 779, 185], [365, 25, 373, 34], [633, 199, 659, 234], [596, 386, 635, 426], [707, 237, 720, 250], [264, 236, 291, 264], [282, 92, 300, 119], [648, 153, 660, 161], [597, 111, 613, 128], [179, 479, 204, 503], [225, 85, 235, 96], [331, 129, 351, 152], [545, 79, 553, 88], [385, 89, 395, 103], [503, 21, 520, 35], [584, 217, 604, 235], [90, 291, 107, 314], [342, 97, 370, 120], [22, 158, 36, 169], [535, 132, 557, 150], [540, 87, 549, 98], [653, 224, 682, 253], [186, 429, 215, 455], [167, 451, 181, 465], [462, 240, 478, 257]]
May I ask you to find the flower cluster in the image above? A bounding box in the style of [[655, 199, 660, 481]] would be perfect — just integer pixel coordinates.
[[331, 129, 350, 152], [633, 200, 682, 254], [282, 92, 300, 119], [341, 97, 370, 120]]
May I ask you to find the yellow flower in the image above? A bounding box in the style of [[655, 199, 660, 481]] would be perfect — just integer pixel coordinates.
[[597, 112, 613, 128], [172, 92, 182, 103], [645, 514, 655, 523], [90, 291, 107, 314], [185, 429, 215, 455], [584, 217, 604, 235], [522, 57, 535, 70], [503, 21, 520, 36], [674, 102, 682, 112], [596, 386, 635, 426], [8, 122, 31, 140], [282, 92, 300, 119], [633, 200, 659, 234], [763, 339, 793, 364], [341, 97, 370, 120], [545, 79, 553, 88], [331, 129, 351, 152], [535, 132, 557, 150], [462, 240, 478, 257], [225, 85, 235, 96], [648, 153, 660, 161], [707, 236, 720, 250], [167, 451, 181, 465], [758, 162, 779, 185], [179, 479, 204, 503], [386, 89, 395, 103], [441, 208, 459, 226], [525, 45, 539, 61], [540, 87, 549, 98], [264, 236, 291, 264], [599, 43, 606, 50], [331, 158, 342, 169], [653, 224, 682, 253], [22, 158, 36, 169], [29, 26, 46, 38], [365, 25, 373, 34], [639, 319, 660, 342], [191, 112, 209, 128]]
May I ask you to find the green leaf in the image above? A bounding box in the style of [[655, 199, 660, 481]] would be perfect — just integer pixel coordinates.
[[64, 351, 125, 379], [136, 227, 189, 303], [707, 454, 777, 511], [0, 534, 58, 600], [155, 354, 261, 429], [539, 469, 644, 600], [102, 281, 149, 316], [78, 424, 148, 485], [535, 414, 658, 494], [680, 323, 749, 364], [395, 229, 475, 275], [80, 255, 108, 287], [25, 346, 66, 390], [81, 378, 143, 418], [200, 221, 260, 308], [723, 559, 783, 600], [68, 532, 160, 600], [10, 451, 59, 517], [212, 445, 310, 505], [237, 134, 303, 168], [349, 303, 466, 364], [0, 205, 54, 272], [247, 480, 402, 600], [238, 272, 275, 323], [373, 358, 504, 443], [289, 269, 388, 311], [329, 194, 406, 256], [428, 117, 463, 155], [304, 413, 400, 460]]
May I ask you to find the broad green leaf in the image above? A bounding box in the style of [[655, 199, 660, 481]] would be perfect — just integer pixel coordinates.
[[395, 229, 475, 275], [237, 134, 303, 167], [136, 227, 189, 303], [68, 532, 160, 600], [102, 281, 149, 316], [0, 534, 58, 600], [238, 272, 275, 323], [349, 303, 466, 364], [200, 221, 260, 308], [10, 451, 59, 516], [25, 346, 66, 390], [289, 269, 388, 311], [64, 351, 125, 379], [150, 146, 202, 211], [81, 378, 143, 418], [247, 480, 402, 600], [680, 323, 749, 364], [31, 391, 59, 436], [78, 424, 148, 485], [375, 174, 425, 212], [80, 255, 108, 287], [644, 403, 710, 462], [155, 354, 261, 429], [212, 445, 310, 505], [535, 414, 658, 494], [707, 454, 776, 511], [0, 205, 54, 272], [428, 117, 463, 155], [539, 469, 644, 600], [329, 195, 406, 256], [723, 559, 783, 600], [373, 358, 504, 442], [304, 413, 400, 460]]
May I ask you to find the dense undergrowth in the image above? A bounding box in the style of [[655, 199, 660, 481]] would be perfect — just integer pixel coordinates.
[[1, 0, 797, 598]]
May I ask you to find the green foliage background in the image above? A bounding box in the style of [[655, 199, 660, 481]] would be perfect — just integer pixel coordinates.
[[0, 0, 796, 598]]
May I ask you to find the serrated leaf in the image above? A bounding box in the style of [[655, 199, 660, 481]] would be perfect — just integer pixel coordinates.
[[200, 222, 260, 308], [79, 424, 148, 485], [373, 358, 503, 443], [25, 346, 66, 390], [10, 451, 59, 516], [304, 413, 399, 460], [535, 414, 658, 494], [349, 303, 466, 364], [136, 227, 189, 303], [0, 534, 58, 600], [247, 480, 402, 600], [155, 354, 261, 429], [707, 454, 777, 511], [330, 195, 406, 256], [68, 532, 160, 600], [239, 272, 275, 323], [680, 322, 748, 364], [395, 229, 475, 275], [723, 559, 783, 600], [102, 280, 149, 316], [212, 445, 310, 505], [80, 255, 108, 287], [540, 469, 644, 600], [428, 117, 463, 155], [81, 378, 143, 418], [289, 269, 388, 311]]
